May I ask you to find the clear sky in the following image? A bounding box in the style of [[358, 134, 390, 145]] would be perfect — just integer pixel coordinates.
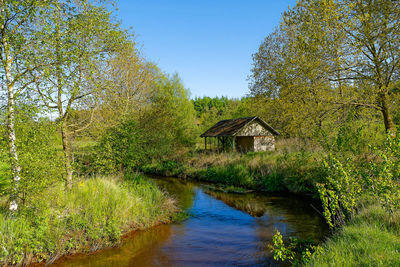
[[114, 0, 296, 98]]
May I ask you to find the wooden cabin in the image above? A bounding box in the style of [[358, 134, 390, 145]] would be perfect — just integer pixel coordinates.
[[200, 116, 280, 153]]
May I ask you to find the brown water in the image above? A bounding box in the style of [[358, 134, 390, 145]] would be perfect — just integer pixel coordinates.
[[52, 177, 328, 267]]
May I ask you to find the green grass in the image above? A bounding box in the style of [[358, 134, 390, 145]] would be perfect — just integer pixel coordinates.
[[0, 175, 177, 266], [141, 150, 326, 194], [307, 204, 400, 267]]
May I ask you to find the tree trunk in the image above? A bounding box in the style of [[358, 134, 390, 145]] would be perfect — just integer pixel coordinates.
[[6, 61, 21, 212], [381, 91, 395, 135], [1, 8, 21, 211], [54, 23, 74, 189], [61, 123, 73, 189]]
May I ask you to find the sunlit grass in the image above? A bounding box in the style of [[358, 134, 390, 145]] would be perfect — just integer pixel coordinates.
[[0, 175, 177, 266], [307, 204, 400, 266]]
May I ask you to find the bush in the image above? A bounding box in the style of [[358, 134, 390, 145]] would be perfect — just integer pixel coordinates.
[[317, 133, 400, 228], [90, 120, 146, 175], [0, 113, 64, 202]]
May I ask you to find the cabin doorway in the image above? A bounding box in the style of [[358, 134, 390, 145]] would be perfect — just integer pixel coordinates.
[[236, 136, 254, 153]]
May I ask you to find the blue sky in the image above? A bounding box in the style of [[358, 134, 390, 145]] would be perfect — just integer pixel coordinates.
[[114, 0, 296, 98]]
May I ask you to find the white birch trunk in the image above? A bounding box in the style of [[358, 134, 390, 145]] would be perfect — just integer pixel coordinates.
[[5, 60, 21, 212]]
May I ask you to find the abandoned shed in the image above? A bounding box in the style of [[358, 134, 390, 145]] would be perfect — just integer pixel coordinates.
[[200, 116, 280, 152]]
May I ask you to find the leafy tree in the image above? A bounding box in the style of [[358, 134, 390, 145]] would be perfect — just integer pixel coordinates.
[[93, 120, 145, 174], [92, 72, 197, 174], [94, 44, 157, 131], [0, 104, 64, 205], [0, 0, 55, 211], [36, 0, 128, 189], [249, 0, 400, 135], [139, 73, 196, 162]]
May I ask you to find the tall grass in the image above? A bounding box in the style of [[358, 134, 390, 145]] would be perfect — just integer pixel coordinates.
[[141, 150, 325, 194], [0, 175, 177, 266], [307, 204, 400, 266]]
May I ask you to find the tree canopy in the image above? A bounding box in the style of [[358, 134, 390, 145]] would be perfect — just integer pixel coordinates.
[[249, 0, 400, 136]]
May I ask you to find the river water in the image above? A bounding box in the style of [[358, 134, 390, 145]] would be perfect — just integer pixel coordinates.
[[52, 177, 328, 267]]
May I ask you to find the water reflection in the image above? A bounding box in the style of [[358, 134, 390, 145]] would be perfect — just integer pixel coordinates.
[[53, 225, 174, 267], [153, 177, 196, 210], [204, 190, 328, 241], [51, 177, 328, 267]]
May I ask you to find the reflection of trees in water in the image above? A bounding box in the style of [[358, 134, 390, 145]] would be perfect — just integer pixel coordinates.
[[54, 225, 174, 267], [152, 177, 196, 210], [205, 190, 328, 241]]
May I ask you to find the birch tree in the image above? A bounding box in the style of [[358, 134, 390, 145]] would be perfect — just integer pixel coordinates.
[[0, 0, 53, 211]]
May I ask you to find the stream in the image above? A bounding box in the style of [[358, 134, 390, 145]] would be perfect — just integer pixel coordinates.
[[51, 177, 328, 267]]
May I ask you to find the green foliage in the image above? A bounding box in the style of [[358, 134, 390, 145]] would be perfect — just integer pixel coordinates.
[[139, 73, 197, 160], [198, 163, 255, 188], [171, 211, 191, 223], [91, 120, 145, 174], [0, 175, 176, 266], [16, 119, 64, 203], [317, 156, 362, 228], [249, 0, 400, 136], [317, 109, 384, 157], [0, 130, 11, 196], [192, 96, 231, 117], [275, 149, 326, 193], [0, 106, 64, 202], [367, 135, 400, 213], [89, 72, 197, 175], [269, 230, 322, 266], [318, 132, 400, 228]]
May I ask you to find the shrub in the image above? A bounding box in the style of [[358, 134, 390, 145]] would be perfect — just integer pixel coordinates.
[[0, 114, 64, 203]]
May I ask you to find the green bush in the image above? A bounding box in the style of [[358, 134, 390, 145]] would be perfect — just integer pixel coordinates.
[[0, 111, 64, 202], [89, 120, 145, 175], [317, 132, 400, 228]]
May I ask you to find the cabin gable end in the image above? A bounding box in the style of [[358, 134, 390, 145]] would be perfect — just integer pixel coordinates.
[[235, 120, 273, 137]]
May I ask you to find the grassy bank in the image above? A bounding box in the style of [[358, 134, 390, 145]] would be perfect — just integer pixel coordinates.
[[141, 148, 326, 194], [307, 203, 400, 266], [0, 175, 177, 266]]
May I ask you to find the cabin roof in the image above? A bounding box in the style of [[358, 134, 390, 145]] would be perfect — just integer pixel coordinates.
[[200, 116, 280, 137]]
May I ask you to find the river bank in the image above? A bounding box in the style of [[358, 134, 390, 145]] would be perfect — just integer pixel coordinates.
[[0, 175, 177, 266], [140, 150, 326, 195], [308, 202, 400, 266]]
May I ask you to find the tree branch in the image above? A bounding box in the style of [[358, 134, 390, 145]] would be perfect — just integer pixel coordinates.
[[328, 101, 382, 111]]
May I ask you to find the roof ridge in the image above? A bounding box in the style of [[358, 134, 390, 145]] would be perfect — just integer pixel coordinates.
[[200, 116, 279, 137]]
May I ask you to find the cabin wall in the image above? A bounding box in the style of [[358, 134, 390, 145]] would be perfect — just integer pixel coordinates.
[[236, 121, 272, 136], [254, 136, 275, 151]]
